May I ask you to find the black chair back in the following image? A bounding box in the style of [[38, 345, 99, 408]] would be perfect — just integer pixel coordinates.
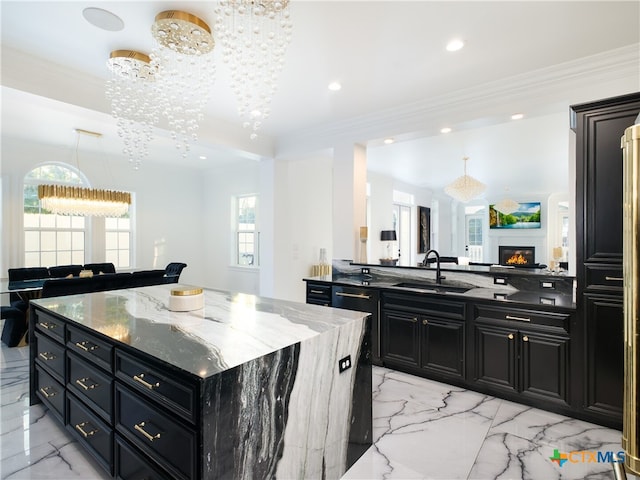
[[8, 267, 50, 307], [48, 264, 83, 278], [41, 277, 98, 298], [164, 262, 187, 282], [84, 263, 116, 275], [129, 270, 167, 288]]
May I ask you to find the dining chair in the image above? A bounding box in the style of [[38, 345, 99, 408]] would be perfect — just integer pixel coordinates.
[[8, 267, 50, 311], [48, 264, 83, 278], [164, 262, 187, 282], [83, 263, 116, 275]]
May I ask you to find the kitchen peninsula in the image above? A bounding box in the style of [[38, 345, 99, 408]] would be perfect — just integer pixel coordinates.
[[29, 284, 371, 479], [304, 260, 622, 430]]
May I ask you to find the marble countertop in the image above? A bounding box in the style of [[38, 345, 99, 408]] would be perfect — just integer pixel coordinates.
[[31, 284, 368, 379], [305, 274, 576, 310]]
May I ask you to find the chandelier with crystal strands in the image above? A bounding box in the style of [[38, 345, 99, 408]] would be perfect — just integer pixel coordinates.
[[214, 0, 293, 140], [151, 10, 215, 157], [444, 156, 487, 203], [106, 50, 158, 170]]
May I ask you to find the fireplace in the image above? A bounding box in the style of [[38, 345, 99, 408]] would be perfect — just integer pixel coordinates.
[[499, 246, 535, 266]]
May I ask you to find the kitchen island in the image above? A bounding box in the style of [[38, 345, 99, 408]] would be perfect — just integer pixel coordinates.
[[29, 284, 371, 479]]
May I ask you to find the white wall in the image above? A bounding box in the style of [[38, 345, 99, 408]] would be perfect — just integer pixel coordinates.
[[202, 159, 261, 294], [1, 137, 207, 286], [272, 153, 334, 302]]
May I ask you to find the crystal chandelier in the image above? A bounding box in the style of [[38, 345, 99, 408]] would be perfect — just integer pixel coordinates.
[[214, 0, 293, 139], [38, 185, 131, 217], [151, 11, 215, 157], [106, 50, 158, 170], [494, 197, 520, 215], [444, 156, 486, 203]]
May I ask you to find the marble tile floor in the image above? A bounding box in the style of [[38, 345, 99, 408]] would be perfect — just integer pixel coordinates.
[[1, 339, 637, 480]]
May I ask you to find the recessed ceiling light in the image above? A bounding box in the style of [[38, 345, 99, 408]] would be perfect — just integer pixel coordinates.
[[82, 7, 124, 31], [383, 138, 394, 145], [440, 127, 452, 134], [511, 113, 524, 120], [446, 39, 465, 52], [328, 81, 342, 92]]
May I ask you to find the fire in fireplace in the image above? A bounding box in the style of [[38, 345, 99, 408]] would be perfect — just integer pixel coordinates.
[[499, 246, 535, 266]]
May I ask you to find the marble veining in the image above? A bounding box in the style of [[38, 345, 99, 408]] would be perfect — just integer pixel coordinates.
[[30, 285, 367, 377], [4, 331, 637, 479]]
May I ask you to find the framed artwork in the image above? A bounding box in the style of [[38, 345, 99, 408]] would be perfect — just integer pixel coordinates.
[[489, 202, 541, 229], [418, 206, 430, 253]]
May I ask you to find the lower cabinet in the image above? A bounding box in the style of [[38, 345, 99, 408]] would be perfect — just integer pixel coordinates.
[[30, 306, 199, 479], [381, 292, 465, 382], [473, 304, 571, 408], [583, 293, 624, 425]]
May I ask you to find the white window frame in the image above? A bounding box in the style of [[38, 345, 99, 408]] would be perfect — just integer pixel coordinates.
[[233, 194, 259, 268]]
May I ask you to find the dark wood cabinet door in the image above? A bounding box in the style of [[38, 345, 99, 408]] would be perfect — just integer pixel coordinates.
[[583, 294, 624, 424], [473, 323, 517, 393], [420, 317, 464, 378], [520, 330, 570, 406], [382, 309, 419, 367], [574, 93, 640, 264]]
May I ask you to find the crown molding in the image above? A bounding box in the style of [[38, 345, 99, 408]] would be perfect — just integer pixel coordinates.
[[276, 44, 640, 157]]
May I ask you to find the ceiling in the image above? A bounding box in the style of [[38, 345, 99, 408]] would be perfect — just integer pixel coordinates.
[[1, 1, 639, 195]]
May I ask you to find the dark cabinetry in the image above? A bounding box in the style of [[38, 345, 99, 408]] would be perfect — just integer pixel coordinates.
[[30, 306, 200, 479], [473, 304, 570, 407], [381, 292, 465, 381], [572, 92, 640, 428]]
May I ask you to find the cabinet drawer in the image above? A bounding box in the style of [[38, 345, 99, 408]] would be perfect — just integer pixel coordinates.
[[67, 393, 113, 475], [116, 437, 172, 480], [116, 384, 196, 480], [35, 365, 65, 423], [67, 325, 113, 372], [306, 282, 332, 306], [34, 309, 65, 343], [474, 304, 569, 332], [35, 331, 65, 380], [584, 265, 624, 293], [68, 352, 113, 422], [115, 351, 196, 423]]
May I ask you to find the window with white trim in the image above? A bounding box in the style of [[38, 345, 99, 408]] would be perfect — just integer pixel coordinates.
[[105, 216, 131, 268], [24, 164, 87, 267], [235, 194, 258, 267]]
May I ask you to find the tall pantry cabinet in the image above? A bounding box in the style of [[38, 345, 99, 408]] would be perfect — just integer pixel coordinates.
[[572, 92, 640, 429]]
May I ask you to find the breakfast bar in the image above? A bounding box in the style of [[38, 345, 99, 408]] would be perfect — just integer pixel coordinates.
[[28, 284, 372, 479]]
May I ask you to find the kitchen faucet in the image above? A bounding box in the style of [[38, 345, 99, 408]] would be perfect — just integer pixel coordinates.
[[422, 249, 446, 284]]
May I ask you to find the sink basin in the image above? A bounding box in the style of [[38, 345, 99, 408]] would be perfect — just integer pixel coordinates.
[[393, 282, 473, 294]]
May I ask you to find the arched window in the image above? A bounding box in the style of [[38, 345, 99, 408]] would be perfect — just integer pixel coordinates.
[[23, 164, 88, 267]]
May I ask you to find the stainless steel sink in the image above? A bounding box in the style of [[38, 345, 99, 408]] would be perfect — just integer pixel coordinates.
[[393, 282, 473, 293]]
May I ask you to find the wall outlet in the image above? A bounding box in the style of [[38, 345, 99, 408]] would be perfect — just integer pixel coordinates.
[[338, 355, 352, 373]]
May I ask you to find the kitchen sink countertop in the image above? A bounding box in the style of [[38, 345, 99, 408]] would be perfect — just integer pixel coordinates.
[[305, 260, 576, 310]]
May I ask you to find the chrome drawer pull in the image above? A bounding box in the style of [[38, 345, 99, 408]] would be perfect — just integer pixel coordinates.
[[508, 333, 514, 340], [605, 276, 623, 281], [39, 386, 56, 398], [75, 341, 98, 352], [75, 422, 98, 438], [38, 352, 55, 361], [422, 319, 429, 325], [505, 315, 531, 322], [411, 317, 418, 323], [335, 292, 371, 300], [523, 336, 529, 342], [134, 422, 161, 442], [40, 322, 57, 330], [75, 377, 98, 390], [133, 373, 160, 390], [309, 289, 325, 294]]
